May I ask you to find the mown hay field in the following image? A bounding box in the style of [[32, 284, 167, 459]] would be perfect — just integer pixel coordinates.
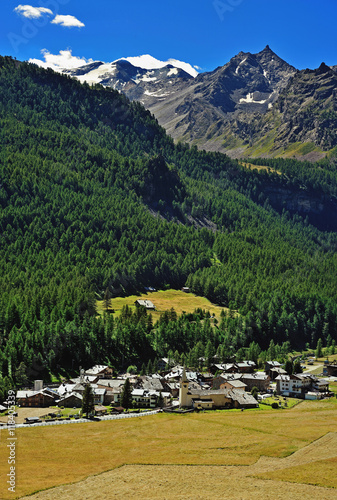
[[97, 288, 228, 321], [1, 397, 337, 499]]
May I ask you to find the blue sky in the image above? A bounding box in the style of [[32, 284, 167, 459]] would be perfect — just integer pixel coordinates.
[[1, 0, 336, 73]]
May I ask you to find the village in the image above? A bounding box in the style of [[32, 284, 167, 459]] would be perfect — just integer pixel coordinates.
[[2, 356, 335, 425]]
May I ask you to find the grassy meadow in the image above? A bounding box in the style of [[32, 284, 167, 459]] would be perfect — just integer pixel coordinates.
[[1, 397, 337, 499], [96, 288, 228, 322], [240, 161, 282, 175]]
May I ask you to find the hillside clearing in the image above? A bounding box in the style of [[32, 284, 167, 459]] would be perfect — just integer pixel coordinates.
[[97, 289, 229, 321], [239, 161, 282, 175]]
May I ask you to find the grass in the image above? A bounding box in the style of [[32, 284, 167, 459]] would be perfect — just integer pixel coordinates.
[[256, 457, 337, 489], [259, 396, 301, 409], [97, 289, 228, 322], [1, 397, 337, 499], [40, 407, 82, 419], [239, 161, 282, 175]]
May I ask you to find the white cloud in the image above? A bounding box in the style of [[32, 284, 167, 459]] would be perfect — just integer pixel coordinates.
[[29, 49, 94, 70], [14, 4, 53, 19], [51, 15, 85, 28], [117, 54, 199, 77]]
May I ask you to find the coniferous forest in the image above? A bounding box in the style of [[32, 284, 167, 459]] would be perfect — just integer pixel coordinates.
[[1, 56, 337, 396]]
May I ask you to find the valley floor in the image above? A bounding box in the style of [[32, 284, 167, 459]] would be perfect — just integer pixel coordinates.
[[20, 433, 337, 499], [1, 397, 336, 500]]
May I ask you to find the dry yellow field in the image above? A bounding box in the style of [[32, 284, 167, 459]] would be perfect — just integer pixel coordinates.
[[97, 288, 228, 322], [1, 397, 337, 499]]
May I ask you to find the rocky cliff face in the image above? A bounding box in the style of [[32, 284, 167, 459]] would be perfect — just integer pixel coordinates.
[[270, 63, 337, 150]]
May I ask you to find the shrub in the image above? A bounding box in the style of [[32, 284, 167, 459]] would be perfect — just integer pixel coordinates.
[[271, 402, 279, 409]]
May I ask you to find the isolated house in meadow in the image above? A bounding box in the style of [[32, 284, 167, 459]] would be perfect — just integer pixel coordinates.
[[135, 299, 156, 310]]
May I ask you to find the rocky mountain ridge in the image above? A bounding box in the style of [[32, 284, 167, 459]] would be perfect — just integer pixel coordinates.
[[59, 47, 337, 159]]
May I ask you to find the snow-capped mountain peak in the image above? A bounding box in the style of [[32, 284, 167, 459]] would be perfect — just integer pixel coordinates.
[[115, 54, 199, 77]]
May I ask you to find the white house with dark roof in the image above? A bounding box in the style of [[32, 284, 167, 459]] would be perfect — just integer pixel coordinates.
[[135, 299, 156, 310], [275, 373, 312, 396]]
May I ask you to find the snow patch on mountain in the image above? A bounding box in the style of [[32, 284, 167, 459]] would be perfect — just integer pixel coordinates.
[[235, 58, 247, 74], [239, 92, 268, 104], [116, 54, 198, 77]]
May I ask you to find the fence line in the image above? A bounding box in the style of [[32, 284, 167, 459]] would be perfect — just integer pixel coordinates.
[[1, 409, 160, 429]]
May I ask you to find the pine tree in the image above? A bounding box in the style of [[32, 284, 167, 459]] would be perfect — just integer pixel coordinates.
[[316, 338, 323, 358], [82, 384, 94, 418], [285, 360, 293, 375], [251, 386, 259, 400], [120, 378, 133, 409], [146, 359, 153, 375], [293, 360, 302, 374], [104, 288, 112, 313]]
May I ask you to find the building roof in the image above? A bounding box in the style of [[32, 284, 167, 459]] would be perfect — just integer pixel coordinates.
[[85, 365, 111, 375], [241, 372, 269, 381], [58, 392, 83, 402], [313, 379, 329, 386], [266, 361, 282, 368], [213, 363, 236, 371], [142, 377, 164, 391], [16, 390, 55, 399], [224, 380, 247, 388], [228, 390, 258, 406], [270, 367, 287, 374], [237, 361, 256, 368], [135, 299, 155, 309], [97, 379, 125, 388], [219, 373, 242, 381], [132, 389, 145, 396], [93, 388, 106, 395]]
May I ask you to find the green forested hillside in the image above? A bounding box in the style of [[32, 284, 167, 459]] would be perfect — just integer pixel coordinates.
[[1, 56, 337, 393]]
